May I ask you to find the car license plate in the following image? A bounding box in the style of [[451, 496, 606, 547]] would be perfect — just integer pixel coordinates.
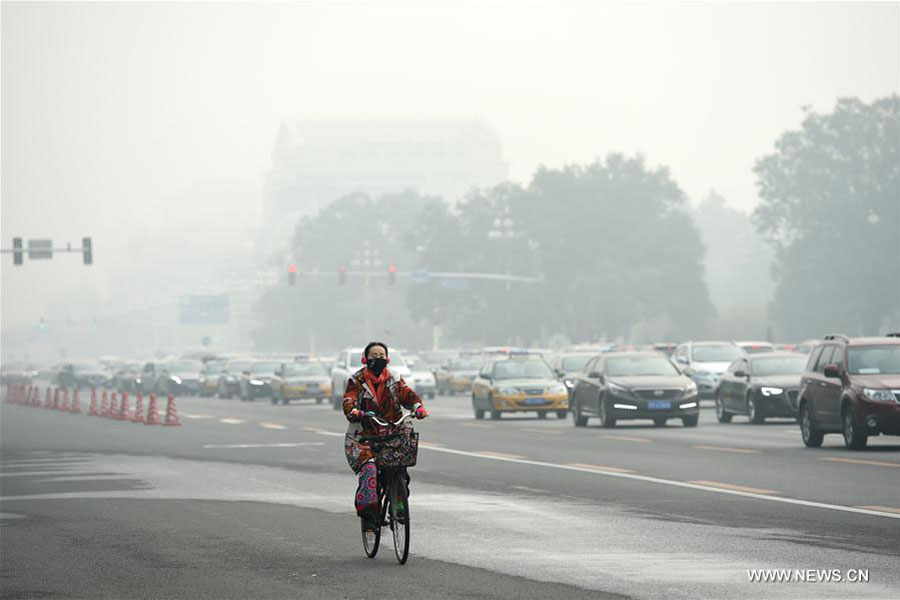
[[648, 400, 671, 410], [525, 397, 546, 405]]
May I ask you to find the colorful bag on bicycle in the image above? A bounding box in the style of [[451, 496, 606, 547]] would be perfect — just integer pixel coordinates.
[[374, 421, 419, 468]]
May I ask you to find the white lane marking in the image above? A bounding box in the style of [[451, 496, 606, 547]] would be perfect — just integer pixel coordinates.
[[857, 505, 900, 515], [313, 430, 343, 438], [519, 428, 562, 435], [567, 463, 634, 474], [823, 457, 900, 468], [202, 442, 325, 449], [219, 418, 246, 425], [688, 480, 779, 495], [307, 428, 900, 519], [477, 451, 526, 459], [259, 422, 288, 430], [601, 435, 652, 443], [692, 445, 760, 454], [182, 413, 215, 420]]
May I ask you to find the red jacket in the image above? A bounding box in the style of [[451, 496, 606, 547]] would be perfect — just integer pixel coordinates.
[[342, 368, 423, 433]]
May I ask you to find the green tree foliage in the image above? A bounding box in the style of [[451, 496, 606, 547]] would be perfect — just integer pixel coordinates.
[[408, 155, 715, 344], [753, 96, 900, 338], [252, 190, 440, 351]]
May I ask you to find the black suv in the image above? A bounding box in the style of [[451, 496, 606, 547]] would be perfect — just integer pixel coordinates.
[[797, 334, 900, 449]]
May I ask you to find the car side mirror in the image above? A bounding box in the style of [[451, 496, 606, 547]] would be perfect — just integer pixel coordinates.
[[555, 369, 565, 378], [588, 371, 602, 380], [823, 364, 841, 378], [676, 356, 688, 364], [733, 370, 748, 378], [683, 367, 695, 377]]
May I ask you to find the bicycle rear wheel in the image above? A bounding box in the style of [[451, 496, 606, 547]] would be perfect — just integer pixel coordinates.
[[361, 515, 380, 558], [389, 473, 410, 564]]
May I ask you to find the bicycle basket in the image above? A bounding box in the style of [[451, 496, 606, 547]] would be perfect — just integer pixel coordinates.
[[374, 422, 419, 468]]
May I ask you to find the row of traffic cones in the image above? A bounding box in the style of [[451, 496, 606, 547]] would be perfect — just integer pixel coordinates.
[[4, 384, 181, 426]]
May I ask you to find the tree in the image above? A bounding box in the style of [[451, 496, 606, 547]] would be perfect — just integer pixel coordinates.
[[407, 155, 715, 344], [753, 96, 900, 339]]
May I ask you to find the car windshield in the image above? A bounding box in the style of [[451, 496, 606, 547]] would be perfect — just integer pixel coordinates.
[[752, 356, 808, 375], [493, 360, 554, 380], [204, 362, 224, 373], [562, 355, 593, 371], [284, 362, 328, 376], [692, 345, 745, 362], [252, 362, 281, 374], [847, 346, 900, 375], [226, 361, 252, 373], [740, 344, 774, 354], [72, 363, 103, 372], [606, 356, 679, 376], [168, 360, 203, 372], [449, 358, 482, 371]]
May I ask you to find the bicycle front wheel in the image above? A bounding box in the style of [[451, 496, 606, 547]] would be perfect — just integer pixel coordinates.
[[389, 474, 410, 564], [361, 516, 380, 558]]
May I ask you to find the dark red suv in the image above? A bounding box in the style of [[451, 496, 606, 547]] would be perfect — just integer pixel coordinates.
[[797, 334, 900, 449]]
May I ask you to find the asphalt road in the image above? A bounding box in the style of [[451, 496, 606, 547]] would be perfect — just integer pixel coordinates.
[[2, 385, 899, 599]]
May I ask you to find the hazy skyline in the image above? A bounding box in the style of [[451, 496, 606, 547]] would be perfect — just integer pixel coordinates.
[[2, 1, 898, 335]]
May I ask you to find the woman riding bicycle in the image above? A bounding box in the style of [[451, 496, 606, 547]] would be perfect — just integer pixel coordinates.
[[343, 342, 428, 532]]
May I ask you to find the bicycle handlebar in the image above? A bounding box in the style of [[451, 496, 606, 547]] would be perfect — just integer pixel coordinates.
[[363, 411, 415, 427]]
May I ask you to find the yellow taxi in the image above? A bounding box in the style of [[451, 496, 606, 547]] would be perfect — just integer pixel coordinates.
[[471, 355, 569, 419], [270, 360, 332, 405]]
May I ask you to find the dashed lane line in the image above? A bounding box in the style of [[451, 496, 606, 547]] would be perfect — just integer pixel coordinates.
[[219, 418, 246, 425], [687, 480, 780, 495], [600, 435, 652, 443], [856, 505, 900, 515], [304, 428, 900, 520], [476, 451, 526, 460], [182, 413, 215, 420], [567, 463, 634, 474], [822, 457, 900, 468], [259, 422, 288, 430], [693, 445, 760, 454]]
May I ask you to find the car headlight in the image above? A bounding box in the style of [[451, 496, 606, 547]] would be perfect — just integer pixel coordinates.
[[497, 386, 519, 395], [682, 382, 698, 395], [564, 379, 574, 389], [550, 384, 567, 394], [249, 379, 264, 385], [760, 387, 784, 397], [608, 382, 631, 396], [171, 375, 182, 385], [863, 388, 895, 402]]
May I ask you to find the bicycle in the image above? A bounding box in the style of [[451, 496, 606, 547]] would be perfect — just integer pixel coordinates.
[[357, 411, 417, 565]]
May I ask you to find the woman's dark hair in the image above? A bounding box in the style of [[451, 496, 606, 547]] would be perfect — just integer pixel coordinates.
[[363, 341, 389, 358]]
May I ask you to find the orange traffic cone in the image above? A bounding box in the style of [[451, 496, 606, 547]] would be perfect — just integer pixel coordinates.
[[107, 392, 118, 419], [100, 390, 110, 416], [70, 389, 82, 414], [144, 394, 162, 425], [163, 394, 181, 426], [131, 394, 144, 423], [88, 389, 99, 416], [117, 392, 131, 421]]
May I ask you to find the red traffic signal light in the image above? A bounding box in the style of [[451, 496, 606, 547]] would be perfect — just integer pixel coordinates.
[[388, 263, 397, 285], [288, 263, 297, 274], [338, 264, 347, 285], [288, 263, 297, 285]]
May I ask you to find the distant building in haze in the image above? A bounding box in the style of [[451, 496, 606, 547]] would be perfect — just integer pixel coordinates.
[[263, 118, 508, 235]]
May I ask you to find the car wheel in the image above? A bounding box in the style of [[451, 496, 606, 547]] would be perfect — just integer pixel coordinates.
[[474, 406, 484, 419], [747, 395, 764, 424], [841, 404, 868, 450], [653, 418, 667, 427], [282, 397, 289, 405], [270, 396, 278, 405], [537, 411, 547, 419], [682, 415, 699, 427], [598, 396, 616, 428], [556, 410, 567, 419], [715, 393, 732, 423], [316, 397, 323, 405], [799, 401, 824, 448], [572, 401, 588, 427]]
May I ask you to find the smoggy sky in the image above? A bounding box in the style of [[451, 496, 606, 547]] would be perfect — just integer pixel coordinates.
[[2, 1, 898, 332]]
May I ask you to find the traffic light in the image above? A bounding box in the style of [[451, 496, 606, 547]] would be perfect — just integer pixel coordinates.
[[288, 263, 297, 286], [338, 264, 347, 285], [82, 237, 92, 265], [388, 263, 397, 285], [12, 238, 22, 265]]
